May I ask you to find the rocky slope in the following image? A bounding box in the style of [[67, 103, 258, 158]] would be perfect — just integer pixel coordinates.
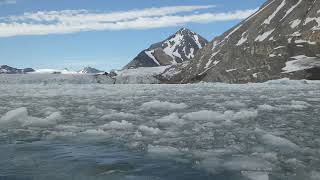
[[0, 65, 35, 74], [162, 0, 320, 83], [124, 28, 208, 69], [78, 67, 103, 74]]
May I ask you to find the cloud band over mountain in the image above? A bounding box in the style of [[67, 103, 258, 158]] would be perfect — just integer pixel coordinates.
[[0, 5, 257, 37]]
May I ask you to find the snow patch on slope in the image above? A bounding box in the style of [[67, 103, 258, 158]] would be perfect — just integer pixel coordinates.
[[163, 33, 184, 62], [282, 55, 320, 73], [236, 35, 248, 46], [255, 29, 275, 42], [281, 0, 302, 21], [263, 0, 286, 24], [145, 50, 160, 66], [290, 19, 301, 28]]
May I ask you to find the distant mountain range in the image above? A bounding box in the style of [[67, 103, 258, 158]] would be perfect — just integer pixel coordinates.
[[0, 65, 104, 75], [124, 28, 208, 69], [0, 65, 35, 74]]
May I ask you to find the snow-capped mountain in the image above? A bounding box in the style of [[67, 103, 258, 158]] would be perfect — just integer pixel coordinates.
[[0, 65, 35, 74], [162, 0, 320, 83], [78, 67, 104, 74], [124, 28, 208, 69]]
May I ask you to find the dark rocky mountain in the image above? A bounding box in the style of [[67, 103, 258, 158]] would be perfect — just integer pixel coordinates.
[[78, 67, 104, 74], [0, 65, 35, 74], [161, 0, 320, 83], [124, 28, 208, 69]]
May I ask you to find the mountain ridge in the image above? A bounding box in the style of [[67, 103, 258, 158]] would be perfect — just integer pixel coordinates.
[[161, 0, 320, 83], [0, 65, 35, 74], [78, 67, 104, 74]]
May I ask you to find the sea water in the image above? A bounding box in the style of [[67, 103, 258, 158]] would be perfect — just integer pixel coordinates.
[[0, 75, 320, 180]]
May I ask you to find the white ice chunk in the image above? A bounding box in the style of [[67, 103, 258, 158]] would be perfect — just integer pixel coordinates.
[[100, 112, 139, 120], [258, 104, 278, 111], [100, 120, 134, 130], [199, 156, 272, 175], [182, 109, 257, 122], [242, 171, 269, 180], [0, 108, 61, 128], [224, 100, 247, 108], [82, 129, 110, 136], [0, 107, 28, 125], [155, 113, 185, 126], [255, 128, 300, 151], [147, 145, 180, 156], [139, 125, 161, 135], [140, 100, 188, 111], [223, 156, 273, 171]]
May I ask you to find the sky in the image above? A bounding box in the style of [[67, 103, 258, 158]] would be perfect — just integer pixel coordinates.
[[0, 0, 265, 71]]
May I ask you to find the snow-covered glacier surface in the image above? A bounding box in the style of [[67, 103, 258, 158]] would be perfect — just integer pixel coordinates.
[[0, 76, 320, 180]]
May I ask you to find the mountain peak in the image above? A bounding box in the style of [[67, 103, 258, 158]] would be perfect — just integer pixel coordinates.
[[124, 29, 208, 69], [78, 67, 103, 74], [176, 27, 192, 33]]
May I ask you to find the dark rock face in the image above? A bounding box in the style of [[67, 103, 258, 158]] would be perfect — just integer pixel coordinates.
[[163, 0, 320, 83], [0, 65, 35, 74], [124, 28, 208, 69]]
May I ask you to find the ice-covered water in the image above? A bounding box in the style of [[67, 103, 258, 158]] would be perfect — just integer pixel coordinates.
[[1, 75, 320, 180]]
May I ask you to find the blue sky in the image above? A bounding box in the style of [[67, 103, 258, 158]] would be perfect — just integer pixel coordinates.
[[0, 0, 265, 71]]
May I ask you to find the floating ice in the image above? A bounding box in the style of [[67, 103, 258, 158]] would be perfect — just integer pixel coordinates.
[[100, 112, 139, 120], [258, 104, 278, 111], [0, 107, 60, 128], [82, 129, 110, 136], [155, 113, 185, 126], [0, 76, 319, 179], [100, 120, 134, 130], [183, 109, 258, 122], [255, 128, 300, 151], [140, 100, 188, 111], [22, 115, 57, 127], [182, 110, 225, 121], [222, 156, 273, 172], [138, 125, 161, 135], [278, 100, 311, 110], [0, 107, 28, 127], [147, 145, 181, 156], [199, 156, 272, 175], [242, 171, 269, 180], [223, 100, 247, 108]]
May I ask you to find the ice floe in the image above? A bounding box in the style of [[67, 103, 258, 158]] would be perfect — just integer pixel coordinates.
[[140, 100, 188, 111]]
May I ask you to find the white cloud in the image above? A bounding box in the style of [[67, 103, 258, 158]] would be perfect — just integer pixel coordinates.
[[0, 5, 257, 37], [0, 0, 15, 5]]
